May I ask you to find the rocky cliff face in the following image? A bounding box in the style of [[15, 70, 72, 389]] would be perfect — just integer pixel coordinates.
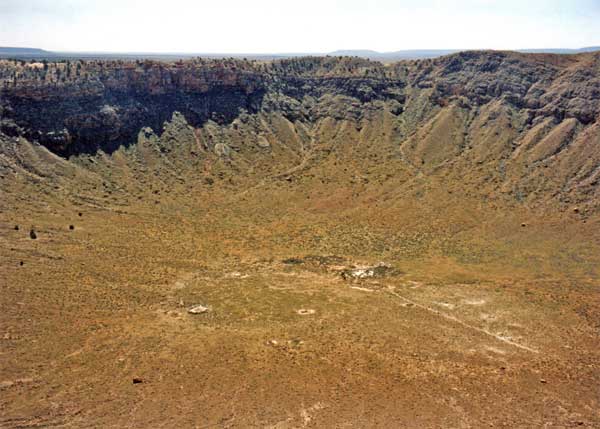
[[418, 51, 600, 124], [0, 59, 266, 154], [1, 52, 599, 209]]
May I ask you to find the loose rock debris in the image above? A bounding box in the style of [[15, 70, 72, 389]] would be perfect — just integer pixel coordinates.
[[188, 304, 209, 314], [341, 262, 397, 280]]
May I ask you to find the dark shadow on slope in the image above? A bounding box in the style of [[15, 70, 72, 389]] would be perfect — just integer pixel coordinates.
[[2, 86, 266, 157]]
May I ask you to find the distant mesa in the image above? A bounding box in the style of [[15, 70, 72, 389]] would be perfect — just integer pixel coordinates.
[[0, 47, 53, 56]]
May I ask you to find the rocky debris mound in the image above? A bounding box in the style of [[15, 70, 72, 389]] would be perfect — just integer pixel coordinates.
[[281, 256, 400, 281], [341, 262, 399, 280]]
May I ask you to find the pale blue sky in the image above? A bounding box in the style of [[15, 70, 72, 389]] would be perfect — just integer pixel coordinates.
[[1, 0, 599, 53]]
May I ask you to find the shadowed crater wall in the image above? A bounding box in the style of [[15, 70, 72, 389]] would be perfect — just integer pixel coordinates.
[[0, 60, 267, 155]]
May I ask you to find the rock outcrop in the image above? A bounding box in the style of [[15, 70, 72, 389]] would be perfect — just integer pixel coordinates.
[[1, 51, 599, 209], [1, 59, 266, 155]]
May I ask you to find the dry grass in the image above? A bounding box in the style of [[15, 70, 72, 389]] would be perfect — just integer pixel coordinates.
[[1, 98, 600, 426]]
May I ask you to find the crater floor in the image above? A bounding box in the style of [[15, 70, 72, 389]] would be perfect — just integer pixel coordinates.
[[1, 180, 600, 428]]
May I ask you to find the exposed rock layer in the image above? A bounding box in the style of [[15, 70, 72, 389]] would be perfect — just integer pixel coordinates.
[[0, 52, 599, 209]]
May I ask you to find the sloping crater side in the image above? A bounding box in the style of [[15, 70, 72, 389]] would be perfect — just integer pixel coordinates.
[[0, 52, 599, 209]]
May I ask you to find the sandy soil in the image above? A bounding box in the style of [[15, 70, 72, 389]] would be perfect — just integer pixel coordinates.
[[1, 184, 599, 428]]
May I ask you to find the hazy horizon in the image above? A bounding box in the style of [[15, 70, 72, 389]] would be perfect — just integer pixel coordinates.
[[1, 0, 600, 54], [3, 46, 600, 56]]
